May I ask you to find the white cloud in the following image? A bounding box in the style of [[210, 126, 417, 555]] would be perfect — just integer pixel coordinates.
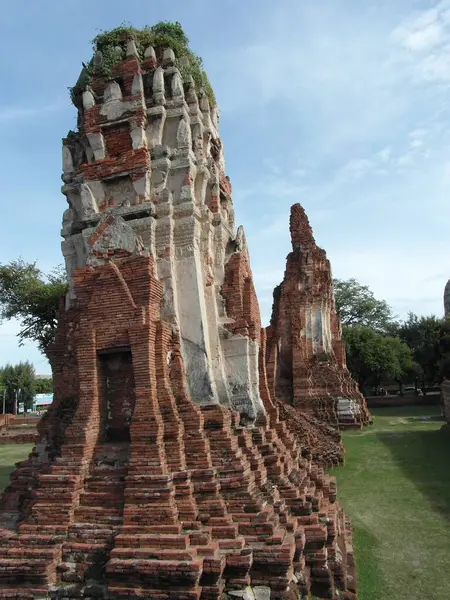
[[409, 128, 430, 139], [390, 1, 450, 84], [340, 158, 375, 180], [214, 2, 411, 149], [392, 12, 445, 52], [397, 152, 415, 167], [378, 147, 392, 163]]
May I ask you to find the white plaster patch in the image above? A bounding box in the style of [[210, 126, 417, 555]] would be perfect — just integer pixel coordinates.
[[86, 132, 105, 161]]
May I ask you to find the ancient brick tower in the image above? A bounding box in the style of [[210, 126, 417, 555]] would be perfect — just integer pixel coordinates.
[[0, 26, 358, 600], [266, 204, 370, 428]]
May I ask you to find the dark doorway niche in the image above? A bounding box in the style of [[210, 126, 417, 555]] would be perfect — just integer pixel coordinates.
[[98, 348, 136, 442]]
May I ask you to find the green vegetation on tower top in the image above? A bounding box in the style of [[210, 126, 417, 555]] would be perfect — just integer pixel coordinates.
[[70, 21, 216, 107]]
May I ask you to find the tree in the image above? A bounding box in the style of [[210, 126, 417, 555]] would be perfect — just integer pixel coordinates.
[[0, 362, 36, 413], [0, 259, 66, 352], [333, 278, 396, 332], [385, 335, 420, 394], [35, 377, 53, 394], [342, 325, 415, 392], [395, 313, 444, 390], [437, 317, 450, 380]]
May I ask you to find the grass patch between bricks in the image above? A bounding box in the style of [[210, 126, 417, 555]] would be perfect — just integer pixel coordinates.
[[0, 444, 33, 491]]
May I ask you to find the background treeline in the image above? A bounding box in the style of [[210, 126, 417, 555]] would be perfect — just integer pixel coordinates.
[[0, 362, 53, 413], [0, 259, 448, 401], [334, 278, 450, 395]]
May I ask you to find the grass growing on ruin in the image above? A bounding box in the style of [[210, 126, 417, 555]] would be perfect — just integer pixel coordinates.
[[71, 21, 216, 107], [0, 444, 33, 490], [333, 405, 450, 600]]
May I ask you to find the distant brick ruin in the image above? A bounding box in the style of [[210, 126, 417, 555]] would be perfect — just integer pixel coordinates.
[[0, 25, 360, 600], [266, 205, 370, 428]]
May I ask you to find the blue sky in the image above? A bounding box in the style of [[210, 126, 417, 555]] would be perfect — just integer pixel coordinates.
[[0, 0, 449, 372]]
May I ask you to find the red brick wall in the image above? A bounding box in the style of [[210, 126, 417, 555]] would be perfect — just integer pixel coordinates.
[[222, 250, 261, 343], [104, 124, 132, 158]]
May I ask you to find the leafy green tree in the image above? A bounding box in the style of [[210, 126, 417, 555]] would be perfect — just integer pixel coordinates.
[[395, 313, 444, 390], [438, 318, 450, 380], [0, 259, 66, 352], [333, 278, 396, 332], [35, 377, 53, 394], [385, 335, 421, 394], [0, 362, 36, 413], [342, 325, 415, 393]]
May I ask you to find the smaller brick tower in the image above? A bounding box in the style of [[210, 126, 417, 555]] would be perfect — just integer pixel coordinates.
[[266, 204, 370, 428]]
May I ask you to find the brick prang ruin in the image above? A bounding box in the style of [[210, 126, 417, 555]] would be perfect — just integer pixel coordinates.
[[0, 29, 360, 600], [266, 205, 371, 428]]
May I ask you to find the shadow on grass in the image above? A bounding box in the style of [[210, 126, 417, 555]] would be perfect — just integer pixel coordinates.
[[377, 427, 450, 520]]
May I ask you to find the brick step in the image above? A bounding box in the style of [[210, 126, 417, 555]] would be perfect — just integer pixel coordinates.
[[106, 558, 203, 587], [0, 558, 53, 579], [114, 533, 189, 549], [217, 538, 245, 551], [118, 524, 182, 535], [32, 489, 75, 503], [0, 587, 48, 599], [211, 525, 238, 539], [205, 516, 233, 526], [36, 474, 79, 488], [93, 442, 130, 455], [189, 531, 212, 547], [18, 524, 68, 536], [214, 464, 249, 476], [84, 478, 124, 490], [238, 522, 276, 537], [107, 585, 201, 600], [123, 490, 174, 503], [195, 543, 220, 557], [226, 511, 277, 524], [0, 546, 59, 560], [78, 492, 125, 508], [123, 464, 164, 474], [67, 526, 116, 544], [30, 504, 74, 522], [10, 534, 65, 547], [90, 468, 128, 478], [73, 508, 123, 525], [62, 542, 110, 562], [110, 547, 196, 561], [124, 475, 175, 487]]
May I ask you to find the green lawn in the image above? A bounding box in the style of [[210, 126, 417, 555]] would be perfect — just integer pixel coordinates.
[[333, 405, 450, 600], [0, 444, 33, 490]]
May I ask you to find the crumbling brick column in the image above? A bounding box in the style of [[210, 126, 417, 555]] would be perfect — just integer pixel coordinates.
[[266, 204, 371, 429]]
